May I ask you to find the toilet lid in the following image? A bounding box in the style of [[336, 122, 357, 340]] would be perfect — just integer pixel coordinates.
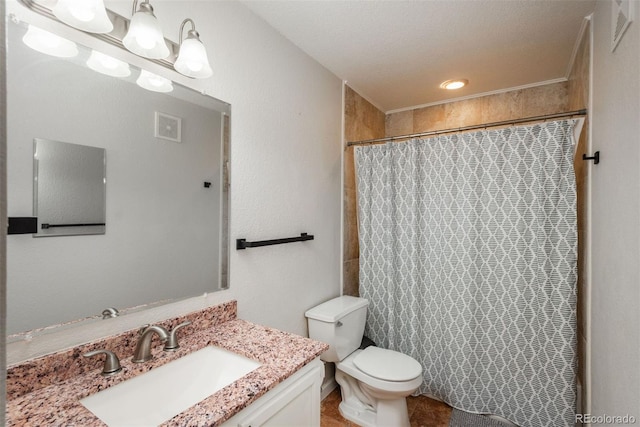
[[353, 347, 422, 381]]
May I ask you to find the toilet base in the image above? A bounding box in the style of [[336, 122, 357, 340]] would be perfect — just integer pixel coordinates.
[[335, 365, 414, 427], [339, 396, 410, 427]]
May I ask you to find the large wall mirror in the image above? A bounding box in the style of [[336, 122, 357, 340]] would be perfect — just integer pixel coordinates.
[[6, 15, 231, 335]]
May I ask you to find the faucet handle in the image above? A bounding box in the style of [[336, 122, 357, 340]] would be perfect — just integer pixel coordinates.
[[83, 349, 122, 376], [164, 321, 192, 351]]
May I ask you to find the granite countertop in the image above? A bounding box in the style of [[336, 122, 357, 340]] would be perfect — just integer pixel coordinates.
[[6, 319, 328, 426]]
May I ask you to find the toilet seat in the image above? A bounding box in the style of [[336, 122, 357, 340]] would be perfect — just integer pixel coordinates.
[[336, 349, 423, 395], [353, 347, 422, 382]]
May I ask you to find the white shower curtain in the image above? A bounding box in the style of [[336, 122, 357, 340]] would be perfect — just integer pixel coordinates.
[[355, 120, 577, 427]]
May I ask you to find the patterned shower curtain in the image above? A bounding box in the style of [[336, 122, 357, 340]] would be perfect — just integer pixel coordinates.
[[355, 120, 577, 427]]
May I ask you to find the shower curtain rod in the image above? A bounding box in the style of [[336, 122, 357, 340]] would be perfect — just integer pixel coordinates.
[[346, 108, 587, 147]]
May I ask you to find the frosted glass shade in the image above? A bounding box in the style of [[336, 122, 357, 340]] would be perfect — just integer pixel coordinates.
[[123, 10, 170, 59], [174, 37, 212, 78], [22, 25, 78, 58], [87, 51, 131, 77], [136, 70, 173, 93], [53, 0, 113, 33]]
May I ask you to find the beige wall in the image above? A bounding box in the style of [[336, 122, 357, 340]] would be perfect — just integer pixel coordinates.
[[343, 86, 385, 297], [386, 81, 569, 136], [568, 19, 591, 416]]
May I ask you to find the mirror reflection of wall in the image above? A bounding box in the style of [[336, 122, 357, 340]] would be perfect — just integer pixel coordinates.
[[34, 139, 107, 237], [6, 19, 230, 335]]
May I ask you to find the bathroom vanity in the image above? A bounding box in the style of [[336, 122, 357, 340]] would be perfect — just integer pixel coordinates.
[[222, 359, 323, 427], [6, 301, 327, 426]]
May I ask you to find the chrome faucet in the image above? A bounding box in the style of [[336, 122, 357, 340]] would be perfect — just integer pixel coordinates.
[[132, 325, 169, 363]]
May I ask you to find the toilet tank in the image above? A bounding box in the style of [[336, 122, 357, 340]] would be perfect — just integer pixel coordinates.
[[305, 296, 368, 362]]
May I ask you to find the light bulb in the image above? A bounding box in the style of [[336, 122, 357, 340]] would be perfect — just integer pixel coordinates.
[[187, 61, 203, 73], [87, 50, 131, 77], [70, 6, 95, 22], [22, 25, 79, 58], [123, 2, 169, 59], [149, 76, 164, 87], [174, 26, 212, 79], [135, 31, 156, 50], [440, 79, 469, 90], [136, 70, 173, 93], [53, 0, 113, 34], [99, 55, 118, 69]]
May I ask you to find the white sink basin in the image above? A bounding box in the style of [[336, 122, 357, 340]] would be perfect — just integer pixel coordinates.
[[80, 346, 262, 426]]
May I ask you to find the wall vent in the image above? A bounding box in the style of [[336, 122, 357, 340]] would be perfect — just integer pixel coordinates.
[[612, 0, 634, 52], [155, 112, 182, 143]]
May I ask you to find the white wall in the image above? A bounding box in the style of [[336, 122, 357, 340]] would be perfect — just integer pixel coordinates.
[[5, 0, 342, 362], [590, 0, 640, 421], [114, 0, 343, 335], [1, 0, 8, 423]]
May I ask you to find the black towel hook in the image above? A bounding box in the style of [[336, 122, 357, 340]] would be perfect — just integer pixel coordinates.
[[582, 151, 600, 165]]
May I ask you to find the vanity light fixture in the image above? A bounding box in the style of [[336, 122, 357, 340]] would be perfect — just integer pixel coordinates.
[[123, 0, 170, 60], [18, 0, 214, 80], [136, 70, 174, 93], [174, 19, 213, 79], [440, 79, 469, 90], [22, 24, 79, 58], [53, 0, 113, 34], [87, 50, 131, 77]]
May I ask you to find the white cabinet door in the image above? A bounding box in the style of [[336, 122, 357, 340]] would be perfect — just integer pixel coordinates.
[[223, 358, 323, 427]]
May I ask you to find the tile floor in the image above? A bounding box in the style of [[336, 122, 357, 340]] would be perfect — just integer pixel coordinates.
[[320, 388, 452, 427]]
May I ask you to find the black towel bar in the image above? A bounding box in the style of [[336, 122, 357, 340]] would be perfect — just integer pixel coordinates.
[[236, 233, 314, 250], [41, 223, 105, 229]]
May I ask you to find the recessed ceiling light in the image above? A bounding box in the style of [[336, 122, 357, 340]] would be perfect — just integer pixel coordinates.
[[440, 79, 468, 90]]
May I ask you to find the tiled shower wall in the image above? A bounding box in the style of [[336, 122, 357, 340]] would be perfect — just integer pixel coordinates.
[[385, 81, 569, 137], [343, 86, 385, 297], [568, 19, 591, 415]]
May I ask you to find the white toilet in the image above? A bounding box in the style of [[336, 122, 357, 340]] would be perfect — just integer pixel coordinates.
[[305, 296, 422, 427]]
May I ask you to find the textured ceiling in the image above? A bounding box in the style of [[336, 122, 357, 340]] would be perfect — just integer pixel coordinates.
[[241, 0, 596, 112]]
